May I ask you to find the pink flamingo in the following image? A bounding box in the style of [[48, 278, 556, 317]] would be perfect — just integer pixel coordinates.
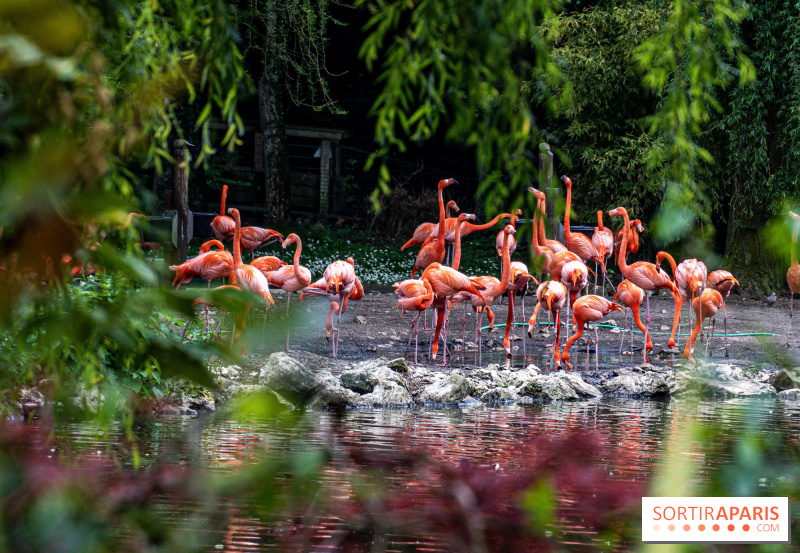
[[614, 279, 648, 354], [211, 185, 236, 242], [656, 253, 707, 349], [251, 255, 288, 280], [592, 210, 614, 294], [706, 270, 740, 356], [412, 179, 456, 278], [266, 233, 312, 351], [684, 288, 725, 363], [609, 207, 679, 362], [560, 295, 624, 372], [302, 257, 358, 357], [562, 175, 609, 289], [401, 200, 459, 251], [527, 280, 568, 368], [395, 278, 435, 364]]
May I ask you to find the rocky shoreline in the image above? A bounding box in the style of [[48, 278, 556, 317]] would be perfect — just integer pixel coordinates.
[[163, 352, 800, 416]]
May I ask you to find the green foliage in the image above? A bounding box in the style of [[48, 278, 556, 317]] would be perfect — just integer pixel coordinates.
[[357, 0, 564, 215]]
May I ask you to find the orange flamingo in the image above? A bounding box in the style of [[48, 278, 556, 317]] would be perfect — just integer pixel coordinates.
[[495, 211, 522, 257], [656, 253, 706, 349], [527, 188, 554, 278], [549, 250, 581, 282], [170, 239, 233, 290], [560, 259, 590, 343], [395, 278, 435, 364], [614, 219, 644, 264], [535, 190, 567, 253], [592, 210, 615, 294], [227, 208, 274, 354], [609, 206, 679, 362], [684, 288, 725, 363], [412, 179, 456, 278], [251, 255, 287, 280], [302, 257, 358, 357], [561, 176, 608, 285], [239, 225, 284, 261], [560, 295, 623, 371], [786, 211, 800, 346], [401, 200, 459, 251], [211, 185, 236, 242], [505, 261, 536, 358], [451, 225, 515, 365], [527, 280, 568, 368], [266, 233, 312, 351], [706, 270, 739, 356], [614, 279, 648, 354]]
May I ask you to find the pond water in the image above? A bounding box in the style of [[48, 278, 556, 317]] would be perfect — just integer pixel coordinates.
[[56, 396, 800, 551]]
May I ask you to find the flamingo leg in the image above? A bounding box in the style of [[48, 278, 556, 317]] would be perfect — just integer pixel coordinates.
[[462, 303, 468, 355], [405, 311, 420, 359], [706, 316, 715, 358], [785, 293, 794, 347], [553, 310, 562, 369], [594, 263, 598, 295], [415, 311, 421, 364], [619, 310, 627, 354], [285, 293, 292, 352], [723, 306, 729, 357], [594, 325, 600, 376], [643, 293, 651, 363], [521, 293, 526, 360]]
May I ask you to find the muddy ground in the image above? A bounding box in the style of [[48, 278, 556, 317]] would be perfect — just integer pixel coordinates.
[[194, 285, 800, 376]]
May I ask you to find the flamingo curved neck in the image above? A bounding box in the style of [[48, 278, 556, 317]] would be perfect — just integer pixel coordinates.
[[292, 238, 302, 277], [596, 211, 604, 230], [538, 198, 548, 246], [564, 182, 573, 239], [497, 232, 511, 297], [657, 251, 678, 279], [452, 219, 464, 270], [231, 210, 242, 272], [465, 213, 511, 233], [436, 186, 446, 245], [532, 197, 548, 255], [617, 210, 631, 275]]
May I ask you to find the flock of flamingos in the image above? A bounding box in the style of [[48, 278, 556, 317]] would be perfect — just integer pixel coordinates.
[[168, 179, 800, 371]]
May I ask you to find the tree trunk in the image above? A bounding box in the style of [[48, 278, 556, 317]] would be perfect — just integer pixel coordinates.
[[723, 201, 784, 298], [259, 13, 291, 222]]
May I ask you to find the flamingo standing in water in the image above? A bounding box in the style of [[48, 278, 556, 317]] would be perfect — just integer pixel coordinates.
[[614, 280, 648, 354], [656, 253, 706, 349], [266, 233, 312, 351], [451, 225, 515, 365], [592, 210, 614, 295], [560, 295, 624, 371], [412, 179, 456, 278], [609, 207, 679, 362], [527, 280, 568, 368], [561, 176, 609, 291], [684, 288, 725, 363], [394, 278, 435, 364], [785, 211, 800, 346], [401, 200, 459, 251], [211, 185, 236, 242], [227, 208, 274, 354], [706, 270, 740, 356]]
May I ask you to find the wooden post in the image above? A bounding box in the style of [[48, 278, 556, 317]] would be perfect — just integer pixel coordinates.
[[319, 139, 331, 216], [173, 139, 190, 264]]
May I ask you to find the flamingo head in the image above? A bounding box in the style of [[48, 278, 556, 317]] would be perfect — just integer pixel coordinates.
[[608, 207, 628, 219], [561, 175, 572, 187], [281, 233, 299, 249], [609, 301, 625, 314], [447, 200, 460, 212], [346, 257, 354, 265], [438, 178, 457, 189], [504, 224, 516, 237], [634, 219, 645, 233], [570, 269, 581, 287]]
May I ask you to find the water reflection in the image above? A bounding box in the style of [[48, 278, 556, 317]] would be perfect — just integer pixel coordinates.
[[57, 398, 800, 551]]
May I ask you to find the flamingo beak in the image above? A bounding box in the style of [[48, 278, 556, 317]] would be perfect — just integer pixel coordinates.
[[547, 294, 553, 312]]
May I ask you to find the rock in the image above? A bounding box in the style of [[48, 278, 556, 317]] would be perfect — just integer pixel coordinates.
[[769, 370, 800, 392], [502, 366, 541, 389], [601, 371, 670, 397], [610, 327, 621, 334], [660, 325, 670, 331], [661, 309, 668, 314], [340, 358, 411, 394], [259, 353, 320, 401], [354, 315, 368, 324], [386, 358, 409, 373], [226, 385, 295, 412], [365, 345, 377, 352], [605, 319, 618, 327], [358, 380, 414, 407], [419, 373, 470, 404], [166, 379, 215, 413], [216, 365, 240, 379], [516, 372, 601, 401], [458, 396, 481, 407], [777, 388, 800, 400], [480, 387, 519, 404]]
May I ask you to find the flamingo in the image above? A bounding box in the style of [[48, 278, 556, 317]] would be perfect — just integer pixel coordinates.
[[609, 206, 679, 362], [505, 261, 536, 358], [266, 233, 312, 351], [169, 239, 233, 290], [614, 219, 644, 264], [239, 225, 284, 261], [451, 225, 515, 365], [401, 200, 459, 251], [786, 211, 800, 347], [656, 253, 707, 349], [395, 278, 435, 364], [706, 270, 740, 356], [227, 208, 275, 354], [411, 178, 456, 278], [549, 251, 581, 282], [614, 280, 648, 354], [592, 210, 615, 295], [560, 259, 590, 343], [251, 255, 288, 280], [535, 190, 568, 253], [526, 280, 568, 368], [684, 288, 725, 363], [211, 185, 236, 242], [527, 188, 554, 278], [494, 211, 522, 257], [561, 176, 609, 289], [560, 295, 624, 371], [301, 257, 358, 357]]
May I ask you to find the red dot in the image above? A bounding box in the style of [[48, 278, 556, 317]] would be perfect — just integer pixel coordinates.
[[743, 524, 750, 531], [713, 524, 720, 531], [698, 524, 706, 531], [683, 524, 690, 531], [728, 524, 735, 531], [668, 524, 676, 531]]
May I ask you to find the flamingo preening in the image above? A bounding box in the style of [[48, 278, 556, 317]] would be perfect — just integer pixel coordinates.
[[527, 280, 568, 368]]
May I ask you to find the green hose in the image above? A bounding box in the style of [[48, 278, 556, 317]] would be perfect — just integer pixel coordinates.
[[480, 321, 779, 336]]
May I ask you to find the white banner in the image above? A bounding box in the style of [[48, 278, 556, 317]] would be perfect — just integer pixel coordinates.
[[642, 497, 790, 544]]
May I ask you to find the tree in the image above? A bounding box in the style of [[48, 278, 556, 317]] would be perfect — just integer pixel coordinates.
[[237, 0, 344, 221]]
